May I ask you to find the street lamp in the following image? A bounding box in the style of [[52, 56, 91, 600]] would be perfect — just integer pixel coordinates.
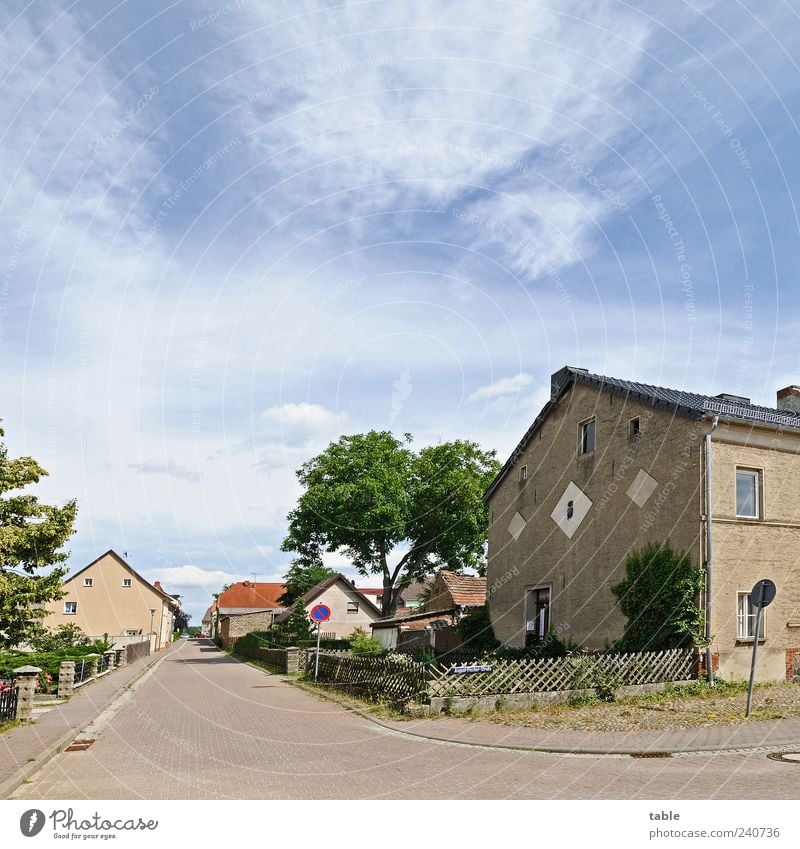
[[149, 608, 156, 650]]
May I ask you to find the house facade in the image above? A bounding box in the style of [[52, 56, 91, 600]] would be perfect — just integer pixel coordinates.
[[43, 549, 180, 651], [485, 366, 800, 682], [275, 574, 381, 638], [213, 581, 286, 646]]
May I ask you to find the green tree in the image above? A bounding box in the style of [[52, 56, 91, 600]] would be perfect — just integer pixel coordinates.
[[277, 599, 314, 644], [0, 423, 77, 649], [173, 609, 191, 633], [281, 431, 499, 616], [611, 542, 704, 651], [279, 561, 337, 605]]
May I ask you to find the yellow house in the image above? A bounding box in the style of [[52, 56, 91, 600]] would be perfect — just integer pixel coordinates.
[[44, 549, 180, 651]]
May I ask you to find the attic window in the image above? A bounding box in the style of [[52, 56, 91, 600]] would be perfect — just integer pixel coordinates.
[[83, 578, 93, 587], [122, 578, 132, 588], [579, 418, 596, 455], [347, 601, 359, 614], [519, 465, 528, 482], [629, 417, 640, 437]]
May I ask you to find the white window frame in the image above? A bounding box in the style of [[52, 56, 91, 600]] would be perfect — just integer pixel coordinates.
[[735, 468, 761, 519], [524, 585, 551, 645], [64, 601, 77, 615], [578, 418, 596, 455], [124, 629, 142, 636], [519, 464, 528, 482], [737, 591, 766, 640], [122, 578, 132, 587], [83, 577, 93, 587]]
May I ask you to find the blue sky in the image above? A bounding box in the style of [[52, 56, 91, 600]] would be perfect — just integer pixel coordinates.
[[2, 1, 799, 623]]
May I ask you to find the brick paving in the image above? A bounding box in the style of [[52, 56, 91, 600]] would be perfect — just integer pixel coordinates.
[[9, 640, 800, 799], [0, 646, 173, 798]]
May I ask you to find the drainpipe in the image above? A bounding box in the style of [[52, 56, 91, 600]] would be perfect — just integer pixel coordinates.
[[705, 415, 719, 685]]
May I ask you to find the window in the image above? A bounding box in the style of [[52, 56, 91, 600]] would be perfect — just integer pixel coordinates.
[[525, 587, 551, 646], [579, 418, 596, 455], [83, 578, 93, 587], [64, 601, 77, 615], [629, 417, 640, 437], [124, 629, 142, 636], [735, 469, 761, 518], [737, 592, 765, 639], [519, 464, 528, 482], [122, 578, 132, 587], [347, 601, 359, 614]]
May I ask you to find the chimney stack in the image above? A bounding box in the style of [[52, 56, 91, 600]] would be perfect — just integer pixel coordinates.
[[777, 386, 800, 413]]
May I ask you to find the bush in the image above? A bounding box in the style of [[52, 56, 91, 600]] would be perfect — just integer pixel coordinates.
[[349, 627, 384, 656], [492, 631, 580, 661], [611, 542, 704, 651], [456, 607, 500, 652], [29, 624, 91, 653]]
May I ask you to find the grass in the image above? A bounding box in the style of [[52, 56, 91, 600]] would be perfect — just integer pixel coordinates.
[[0, 719, 21, 734], [290, 677, 410, 721], [476, 680, 800, 731]]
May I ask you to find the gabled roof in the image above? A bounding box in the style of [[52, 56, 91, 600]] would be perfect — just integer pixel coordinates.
[[437, 570, 487, 607], [371, 608, 457, 629], [275, 573, 382, 621], [216, 581, 286, 610], [64, 549, 180, 607], [485, 365, 800, 501]]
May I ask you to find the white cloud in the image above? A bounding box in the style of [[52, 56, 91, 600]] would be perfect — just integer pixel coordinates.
[[469, 373, 534, 401], [139, 565, 240, 592], [261, 402, 350, 446]]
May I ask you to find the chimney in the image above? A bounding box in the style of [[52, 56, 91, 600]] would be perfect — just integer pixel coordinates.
[[777, 386, 800, 413], [154, 581, 163, 591]]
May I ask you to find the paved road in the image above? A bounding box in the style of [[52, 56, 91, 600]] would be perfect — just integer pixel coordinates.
[[11, 640, 800, 799]]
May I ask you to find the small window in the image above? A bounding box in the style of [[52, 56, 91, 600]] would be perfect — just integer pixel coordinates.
[[736, 469, 760, 518], [347, 601, 359, 614], [579, 418, 596, 455], [737, 592, 765, 639], [64, 601, 77, 615], [83, 577, 93, 587], [122, 578, 132, 587], [629, 417, 640, 437], [124, 629, 142, 636], [519, 464, 528, 482]]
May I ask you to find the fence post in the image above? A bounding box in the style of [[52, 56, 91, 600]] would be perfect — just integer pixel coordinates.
[[86, 654, 99, 681], [58, 661, 76, 699], [13, 666, 41, 722], [285, 647, 299, 674], [115, 648, 126, 667], [103, 650, 116, 672]]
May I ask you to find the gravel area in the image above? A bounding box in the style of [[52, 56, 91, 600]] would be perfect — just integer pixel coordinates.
[[477, 683, 800, 732]]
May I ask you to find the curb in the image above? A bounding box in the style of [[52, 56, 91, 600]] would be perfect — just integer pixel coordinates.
[[287, 679, 800, 758], [0, 646, 175, 800]]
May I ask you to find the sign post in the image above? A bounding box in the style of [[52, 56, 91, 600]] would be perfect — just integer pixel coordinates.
[[309, 603, 332, 682], [745, 578, 776, 718]]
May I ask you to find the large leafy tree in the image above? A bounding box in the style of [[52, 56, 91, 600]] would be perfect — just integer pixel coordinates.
[[281, 431, 500, 616], [611, 542, 704, 651], [0, 423, 78, 649], [279, 561, 337, 605]]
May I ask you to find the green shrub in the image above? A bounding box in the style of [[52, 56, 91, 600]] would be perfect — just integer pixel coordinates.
[[456, 607, 500, 652], [349, 627, 384, 656]]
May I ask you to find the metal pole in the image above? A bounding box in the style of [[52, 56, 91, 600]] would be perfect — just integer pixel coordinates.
[[314, 623, 321, 682], [704, 416, 719, 685], [745, 582, 765, 718]]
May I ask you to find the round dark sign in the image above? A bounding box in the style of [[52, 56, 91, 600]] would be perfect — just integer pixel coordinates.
[[749, 579, 776, 609]]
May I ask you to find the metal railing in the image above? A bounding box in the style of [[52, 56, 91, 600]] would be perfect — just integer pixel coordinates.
[[74, 658, 94, 686], [0, 677, 17, 722]]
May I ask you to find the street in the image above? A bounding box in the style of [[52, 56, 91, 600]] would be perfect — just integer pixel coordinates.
[[11, 640, 800, 800]]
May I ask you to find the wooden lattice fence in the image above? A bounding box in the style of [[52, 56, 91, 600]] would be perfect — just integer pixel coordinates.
[[309, 651, 427, 701], [426, 648, 694, 698]]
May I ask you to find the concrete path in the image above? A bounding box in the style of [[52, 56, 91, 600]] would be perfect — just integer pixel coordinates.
[[0, 646, 173, 799], [9, 640, 800, 799]]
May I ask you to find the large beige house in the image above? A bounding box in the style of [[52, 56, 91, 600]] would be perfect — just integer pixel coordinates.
[[485, 366, 800, 682], [44, 549, 181, 651]]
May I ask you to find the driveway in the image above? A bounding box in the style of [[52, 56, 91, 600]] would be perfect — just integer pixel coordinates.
[[11, 640, 800, 799]]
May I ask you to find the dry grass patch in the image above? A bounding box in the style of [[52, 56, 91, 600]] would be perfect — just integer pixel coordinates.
[[478, 681, 800, 732]]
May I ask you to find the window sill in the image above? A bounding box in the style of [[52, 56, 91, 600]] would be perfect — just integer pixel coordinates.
[[735, 638, 766, 645]]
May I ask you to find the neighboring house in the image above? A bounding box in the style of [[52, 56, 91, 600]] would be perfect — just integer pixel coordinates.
[[371, 570, 486, 651], [201, 602, 216, 636], [356, 581, 428, 615], [484, 365, 800, 681], [43, 549, 180, 651], [214, 581, 286, 646], [274, 574, 382, 638]]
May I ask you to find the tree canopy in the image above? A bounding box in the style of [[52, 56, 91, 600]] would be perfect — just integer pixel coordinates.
[[0, 422, 77, 649], [281, 431, 500, 615], [279, 561, 337, 605], [611, 542, 704, 651]]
